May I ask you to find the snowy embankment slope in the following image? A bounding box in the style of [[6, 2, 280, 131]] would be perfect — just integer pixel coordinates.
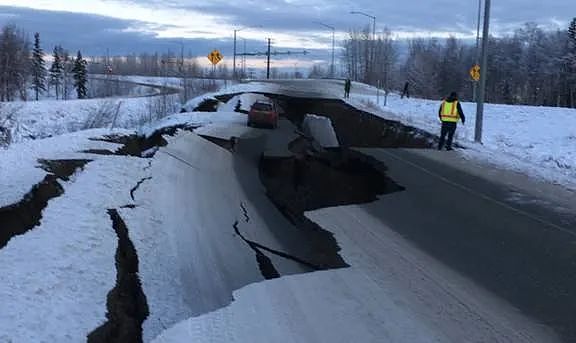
[[1, 95, 179, 143]]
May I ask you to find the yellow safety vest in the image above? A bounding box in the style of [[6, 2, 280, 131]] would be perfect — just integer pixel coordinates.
[[440, 100, 460, 122]]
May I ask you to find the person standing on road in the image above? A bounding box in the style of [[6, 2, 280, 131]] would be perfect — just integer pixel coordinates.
[[438, 92, 465, 151], [344, 79, 351, 99]]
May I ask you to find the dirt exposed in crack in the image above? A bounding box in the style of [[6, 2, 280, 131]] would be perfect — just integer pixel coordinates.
[[234, 221, 280, 280], [88, 209, 149, 343], [236, 203, 322, 272], [89, 126, 198, 159], [37, 159, 92, 181], [0, 159, 91, 249], [130, 177, 152, 201], [0, 175, 61, 249], [192, 98, 221, 112]]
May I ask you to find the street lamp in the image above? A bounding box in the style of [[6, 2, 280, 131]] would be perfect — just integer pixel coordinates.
[[314, 21, 336, 78], [233, 25, 262, 79], [350, 11, 376, 42], [351, 11, 376, 83]]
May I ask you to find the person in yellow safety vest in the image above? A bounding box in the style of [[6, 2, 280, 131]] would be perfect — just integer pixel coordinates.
[[438, 92, 466, 151]]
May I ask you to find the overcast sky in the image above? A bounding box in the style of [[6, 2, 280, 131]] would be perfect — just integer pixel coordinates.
[[0, 0, 573, 63]]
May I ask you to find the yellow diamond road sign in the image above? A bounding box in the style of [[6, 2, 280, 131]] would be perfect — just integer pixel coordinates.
[[208, 49, 223, 65], [470, 64, 481, 81]]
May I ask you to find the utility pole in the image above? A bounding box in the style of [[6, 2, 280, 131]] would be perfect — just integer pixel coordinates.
[[475, 0, 491, 143], [266, 38, 271, 80], [473, 0, 483, 101], [314, 22, 336, 78]]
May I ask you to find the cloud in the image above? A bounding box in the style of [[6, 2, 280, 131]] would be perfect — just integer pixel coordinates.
[[0, 1, 572, 65], [0, 4, 330, 70], [114, 0, 575, 36], [0, 6, 242, 56]]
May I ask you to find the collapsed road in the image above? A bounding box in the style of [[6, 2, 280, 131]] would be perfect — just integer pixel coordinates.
[[125, 91, 575, 342]]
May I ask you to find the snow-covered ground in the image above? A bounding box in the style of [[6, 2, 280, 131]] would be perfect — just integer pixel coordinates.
[[0, 129, 152, 342], [0, 95, 181, 143]]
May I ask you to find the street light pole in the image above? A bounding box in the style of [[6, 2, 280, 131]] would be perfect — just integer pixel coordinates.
[[350, 11, 376, 83], [475, 0, 491, 143], [233, 25, 262, 80], [314, 22, 336, 78], [233, 29, 238, 79]]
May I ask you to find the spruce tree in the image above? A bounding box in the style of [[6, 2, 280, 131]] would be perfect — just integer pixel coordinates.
[[49, 45, 63, 100], [72, 50, 88, 99], [31, 32, 47, 101]]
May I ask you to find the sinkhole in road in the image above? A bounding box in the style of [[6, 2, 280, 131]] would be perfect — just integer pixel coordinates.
[[260, 148, 405, 224], [271, 95, 437, 149], [0, 159, 91, 249]]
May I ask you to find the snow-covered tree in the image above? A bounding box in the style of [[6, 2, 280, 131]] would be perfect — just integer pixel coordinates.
[[49, 45, 63, 100], [31, 32, 47, 101], [72, 50, 88, 99]]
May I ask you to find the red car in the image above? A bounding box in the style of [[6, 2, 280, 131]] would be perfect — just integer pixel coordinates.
[[247, 101, 278, 129]]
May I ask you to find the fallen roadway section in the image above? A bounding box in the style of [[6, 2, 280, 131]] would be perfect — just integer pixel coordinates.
[[125, 93, 566, 342]]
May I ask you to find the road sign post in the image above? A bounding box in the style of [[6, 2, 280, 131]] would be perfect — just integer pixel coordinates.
[[475, 0, 491, 144]]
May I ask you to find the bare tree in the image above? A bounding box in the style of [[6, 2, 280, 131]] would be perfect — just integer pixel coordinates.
[[0, 25, 30, 102]]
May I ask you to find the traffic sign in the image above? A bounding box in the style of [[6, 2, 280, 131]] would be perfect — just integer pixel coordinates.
[[469, 64, 481, 81], [208, 50, 223, 65]]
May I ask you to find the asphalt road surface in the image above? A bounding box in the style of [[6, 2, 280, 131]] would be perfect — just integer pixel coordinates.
[[356, 147, 576, 342]]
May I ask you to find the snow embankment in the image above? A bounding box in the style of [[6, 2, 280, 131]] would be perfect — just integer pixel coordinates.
[[1, 95, 180, 143]]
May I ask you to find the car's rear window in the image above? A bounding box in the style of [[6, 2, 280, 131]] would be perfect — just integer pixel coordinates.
[[252, 103, 273, 111]]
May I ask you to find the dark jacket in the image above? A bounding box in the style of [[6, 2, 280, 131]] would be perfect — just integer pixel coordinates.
[[438, 95, 466, 123]]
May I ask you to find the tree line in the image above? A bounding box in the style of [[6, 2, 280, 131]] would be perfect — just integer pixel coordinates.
[[341, 19, 576, 108], [87, 52, 232, 78], [0, 24, 88, 102]]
